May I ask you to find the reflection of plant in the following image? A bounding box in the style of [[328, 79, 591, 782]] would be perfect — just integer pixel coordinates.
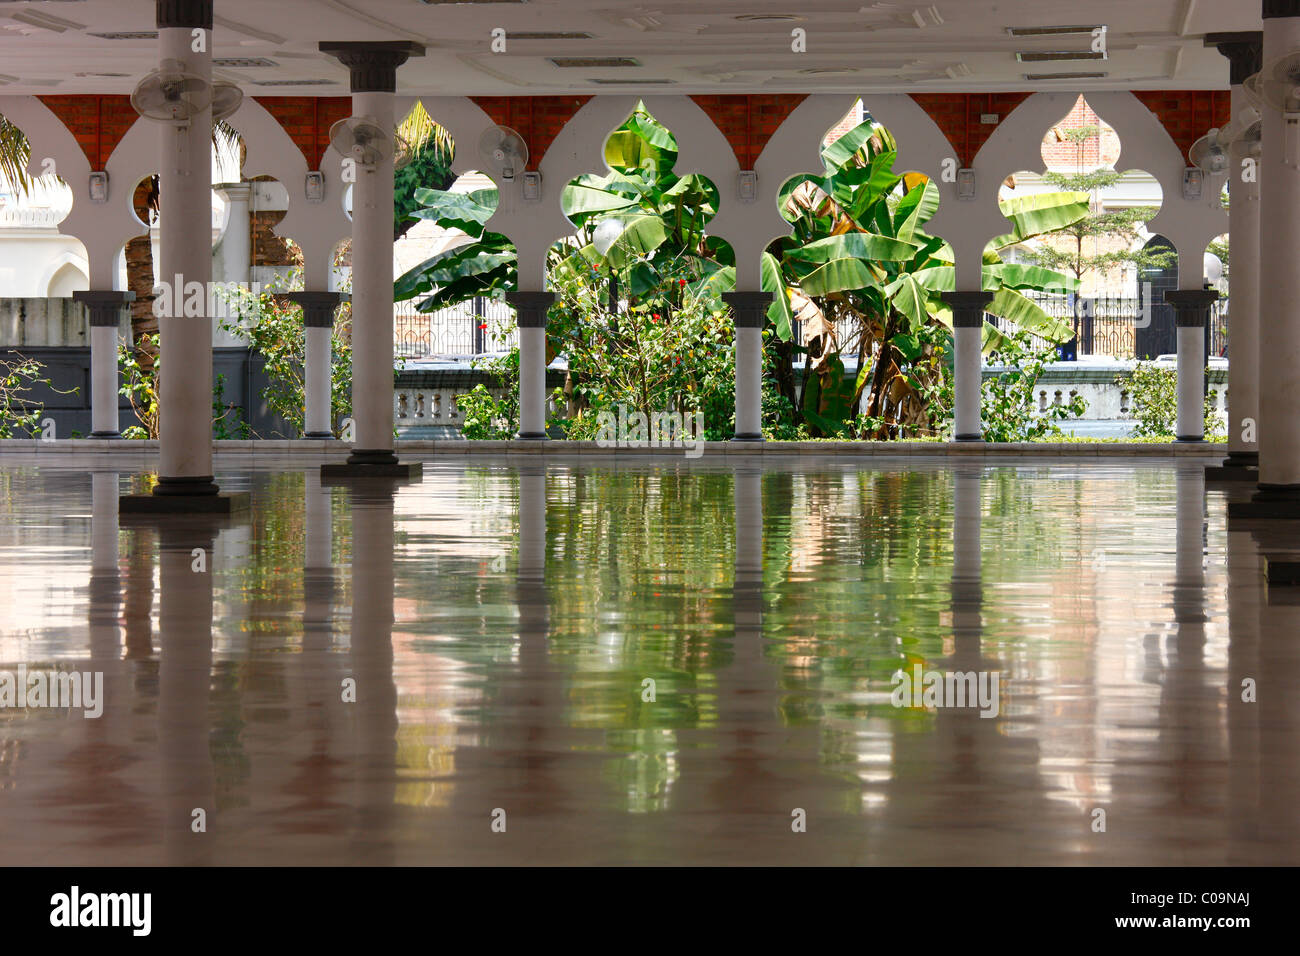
[[982, 329, 1086, 442], [0, 354, 63, 438]]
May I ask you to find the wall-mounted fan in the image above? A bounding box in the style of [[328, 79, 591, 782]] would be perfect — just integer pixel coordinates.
[[328, 116, 411, 170], [211, 81, 243, 122], [1189, 131, 1230, 174], [478, 125, 528, 182], [130, 59, 211, 125], [1243, 52, 1300, 167]]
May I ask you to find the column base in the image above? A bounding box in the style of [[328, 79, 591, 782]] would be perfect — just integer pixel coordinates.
[[1175, 436, 1206, 443], [1263, 555, 1300, 586], [954, 434, 984, 442], [303, 431, 335, 440], [1228, 484, 1300, 520], [321, 460, 423, 480], [515, 432, 549, 441], [89, 430, 121, 439], [730, 433, 764, 443], [1205, 453, 1259, 481]]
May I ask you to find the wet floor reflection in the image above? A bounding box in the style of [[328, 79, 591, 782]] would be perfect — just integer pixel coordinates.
[[0, 456, 1295, 864]]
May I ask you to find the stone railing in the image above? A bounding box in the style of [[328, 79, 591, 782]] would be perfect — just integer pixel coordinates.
[[0, 207, 66, 229], [393, 366, 565, 437]]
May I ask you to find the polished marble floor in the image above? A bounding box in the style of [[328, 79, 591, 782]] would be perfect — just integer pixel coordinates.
[[0, 453, 1295, 865]]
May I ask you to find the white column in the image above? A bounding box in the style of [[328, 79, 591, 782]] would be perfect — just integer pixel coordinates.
[[507, 291, 555, 440], [212, 181, 251, 349], [1167, 287, 1215, 442], [288, 292, 346, 438], [1256, 7, 1300, 503], [1225, 76, 1262, 469], [75, 291, 134, 438], [941, 292, 993, 441], [318, 42, 423, 473], [722, 292, 770, 441], [154, 22, 216, 494]]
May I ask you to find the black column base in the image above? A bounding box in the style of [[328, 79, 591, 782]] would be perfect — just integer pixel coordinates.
[[1206, 457, 1259, 482], [1263, 556, 1300, 586], [730, 433, 764, 443], [321, 459, 423, 480], [1228, 484, 1300, 520], [954, 434, 984, 442], [515, 432, 549, 441], [1175, 436, 1206, 443], [89, 430, 121, 439], [303, 432, 335, 440]]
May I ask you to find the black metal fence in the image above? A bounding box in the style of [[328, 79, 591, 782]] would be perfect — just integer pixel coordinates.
[[393, 297, 517, 358]]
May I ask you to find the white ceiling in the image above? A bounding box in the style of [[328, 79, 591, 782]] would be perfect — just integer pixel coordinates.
[[0, 0, 1263, 96]]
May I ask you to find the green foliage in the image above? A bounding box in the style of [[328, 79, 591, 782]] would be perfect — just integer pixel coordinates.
[[1123, 361, 1177, 439], [981, 329, 1086, 442], [211, 373, 251, 440], [766, 111, 1088, 439], [459, 350, 522, 439], [394, 103, 455, 240], [0, 354, 58, 438], [119, 333, 160, 439], [394, 186, 516, 311], [215, 274, 353, 437]]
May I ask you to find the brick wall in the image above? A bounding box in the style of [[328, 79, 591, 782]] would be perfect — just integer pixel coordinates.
[[469, 96, 591, 169], [909, 93, 1034, 167], [689, 95, 807, 168], [1133, 91, 1231, 163], [36, 95, 137, 170], [253, 96, 352, 169]]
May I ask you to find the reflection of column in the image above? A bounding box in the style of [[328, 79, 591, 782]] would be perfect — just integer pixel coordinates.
[[1255, 554, 1300, 860], [940, 292, 993, 442], [507, 292, 556, 440], [1206, 34, 1263, 479], [1165, 290, 1217, 442], [74, 291, 133, 438], [156, 519, 219, 865], [1224, 517, 1262, 864], [89, 471, 122, 657], [949, 464, 983, 670], [319, 42, 423, 475], [722, 293, 771, 442], [344, 480, 399, 863], [287, 292, 349, 438]]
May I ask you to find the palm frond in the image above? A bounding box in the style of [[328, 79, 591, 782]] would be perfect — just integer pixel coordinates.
[[398, 102, 454, 161], [0, 115, 34, 196]]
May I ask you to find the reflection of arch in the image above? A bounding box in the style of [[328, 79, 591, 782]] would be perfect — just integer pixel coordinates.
[[39, 249, 89, 297]]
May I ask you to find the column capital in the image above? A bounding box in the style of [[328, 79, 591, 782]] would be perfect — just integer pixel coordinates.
[[1205, 32, 1263, 86], [722, 291, 773, 328], [939, 291, 994, 328], [1263, 0, 1300, 19], [1164, 289, 1219, 326], [319, 41, 426, 93], [156, 0, 212, 29], [74, 290, 136, 327], [285, 291, 350, 328], [506, 291, 555, 328], [213, 181, 253, 204]]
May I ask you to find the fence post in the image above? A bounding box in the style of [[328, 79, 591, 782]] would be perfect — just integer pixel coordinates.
[[473, 297, 485, 354]]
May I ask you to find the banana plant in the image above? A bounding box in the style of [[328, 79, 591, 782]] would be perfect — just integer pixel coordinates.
[[765, 116, 1090, 438], [393, 185, 516, 311]]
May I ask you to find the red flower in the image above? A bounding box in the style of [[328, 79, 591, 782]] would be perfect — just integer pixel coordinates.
[[678, 279, 687, 286], [478, 323, 487, 330], [653, 313, 660, 320]]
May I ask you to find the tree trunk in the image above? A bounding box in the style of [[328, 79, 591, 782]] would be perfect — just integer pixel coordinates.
[[127, 176, 159, 372]]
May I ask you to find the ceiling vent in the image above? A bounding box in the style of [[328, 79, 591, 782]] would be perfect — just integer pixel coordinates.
[[509, 32, 593, 39], [1017, 51, 1107, 63], [252, 78, 338, 86], [1007, 25, 1104, 37], [550, 56, 639, 68], [87, 31, 158, 40], [212, 57, 279, 68], [1023, 71, 1108, 81], [589, 78, 673, 85]]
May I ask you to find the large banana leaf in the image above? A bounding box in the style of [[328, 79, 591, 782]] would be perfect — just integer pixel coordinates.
[[822, 121, 889, 170], [408, 188, 496, 236], [983, 262, 1078, 293], [761, 252, 793, 341], [788, 232, 919, 264], [892, 179, 940, 243], [800, 258, 881, 297], [883, 274, 933, 332], [561, 181, 639, 223], [596, 214, 669, 269], [997, 191, 1090, 242], [985, 287, 1074, 342]]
